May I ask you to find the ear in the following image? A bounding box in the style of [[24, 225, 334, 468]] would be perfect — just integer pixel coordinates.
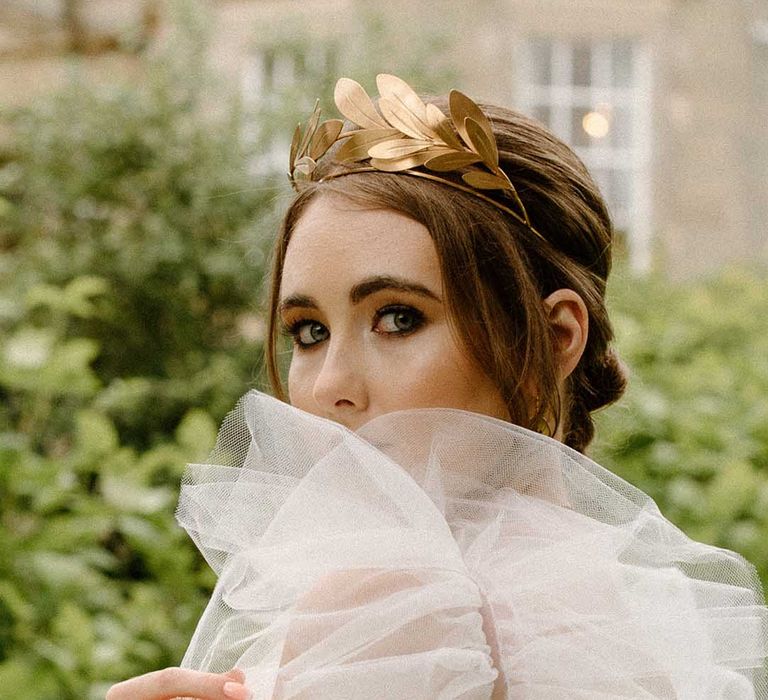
[[543, 289, 589, 381]]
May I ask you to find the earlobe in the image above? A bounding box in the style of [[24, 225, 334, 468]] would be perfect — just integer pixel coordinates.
[[542, 289, 589, 381]]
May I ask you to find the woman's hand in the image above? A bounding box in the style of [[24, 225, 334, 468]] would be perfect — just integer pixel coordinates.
[[105, 667, 249, 700]]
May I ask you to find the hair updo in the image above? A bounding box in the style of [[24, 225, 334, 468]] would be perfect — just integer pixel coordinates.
[[266, 97, 627, 453]]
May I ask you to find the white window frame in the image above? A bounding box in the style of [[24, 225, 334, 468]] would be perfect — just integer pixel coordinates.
[[517, 37, 653, 273], [241, 43, 337, 176]]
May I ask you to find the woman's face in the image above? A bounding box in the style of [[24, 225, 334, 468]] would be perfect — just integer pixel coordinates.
[[279, 194, 510, 431]]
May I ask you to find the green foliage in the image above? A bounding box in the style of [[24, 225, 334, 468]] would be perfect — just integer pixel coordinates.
[[593, 267, 768, 586], [0, 10, 273, 698]]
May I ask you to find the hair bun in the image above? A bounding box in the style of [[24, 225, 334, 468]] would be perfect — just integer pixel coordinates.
[[583, 348, 628, 412], [565, 347, 628, 452]]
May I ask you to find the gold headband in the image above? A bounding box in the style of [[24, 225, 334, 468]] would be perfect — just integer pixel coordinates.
[[288, 74, 543, 240]]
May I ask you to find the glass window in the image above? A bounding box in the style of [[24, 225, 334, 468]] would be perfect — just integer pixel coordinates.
[[611, 40, 634, 88], [572, 41, 592, 87], [519, 37, 650, 269], [612, 168, 632, 212], [571, 106, 592, 147], [611, 105, 632, 150]]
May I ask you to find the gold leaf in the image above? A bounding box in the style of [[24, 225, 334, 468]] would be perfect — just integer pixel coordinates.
[[370, 150, 440, 172], [424, 103, 447, 130], [377, 74, 427, 119], [462, 170, 511, 190], [465, 117, 499, 167], [424, 151, 483, 172], [309, 119, 344, 160], [378, 96, 431, 140], [370, 146, 447, 173], [368, 139, 432, 160], [293, 156, 317, 179], [289, 123, 301, 170], [419, 146, 457, 164], [449, 90, 495, 154], [334, 78, 388, 129], [297, 101, 322, 161], [448, 90, 473, 148], [335, 128, 400, 161], [425, 103, 462, 149], [377, 75, 444, 141]]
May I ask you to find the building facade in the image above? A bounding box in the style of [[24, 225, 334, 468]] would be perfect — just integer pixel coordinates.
[[2, 0, 767, 278]]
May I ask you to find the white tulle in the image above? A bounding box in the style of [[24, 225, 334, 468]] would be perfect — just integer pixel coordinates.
[[176, 391, 768, 699]]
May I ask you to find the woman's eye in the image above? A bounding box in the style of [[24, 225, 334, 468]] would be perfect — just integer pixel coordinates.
[[374, 306, 424, 335], [292, 320, 329, 347]]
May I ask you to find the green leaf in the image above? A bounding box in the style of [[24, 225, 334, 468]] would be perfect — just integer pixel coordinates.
[[101, 472, 173, 514], [175, 409, 217, 461], [76, 410, 119, 460], [0, 580, 34, 624], [2, 328, 54, 370], [708, 460, 757, 521], [52, 602, 95, 666]]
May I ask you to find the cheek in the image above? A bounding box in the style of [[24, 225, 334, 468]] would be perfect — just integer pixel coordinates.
[[286, 354, 317, 411], [374, 327, 504, 415]]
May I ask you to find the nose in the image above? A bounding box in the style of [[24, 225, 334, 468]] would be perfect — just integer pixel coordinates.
[[311, 337, 369, 423]]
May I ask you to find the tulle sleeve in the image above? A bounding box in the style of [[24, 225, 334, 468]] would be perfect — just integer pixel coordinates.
[[176, 391, 768, 698]]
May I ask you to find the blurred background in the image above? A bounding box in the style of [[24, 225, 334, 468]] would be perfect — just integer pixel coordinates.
[[0, 1, 766, 697]]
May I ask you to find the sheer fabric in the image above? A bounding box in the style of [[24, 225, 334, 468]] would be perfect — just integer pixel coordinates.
[[177, 391, 768, 698]]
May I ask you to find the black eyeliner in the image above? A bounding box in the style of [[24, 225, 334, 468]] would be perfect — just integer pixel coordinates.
[[373, 304, 426, 335]]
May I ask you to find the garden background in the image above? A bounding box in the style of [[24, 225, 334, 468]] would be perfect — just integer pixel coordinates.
[[1, 4, 767, 698]]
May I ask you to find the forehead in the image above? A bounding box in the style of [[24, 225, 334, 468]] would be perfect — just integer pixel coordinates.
[[280, 195, 442, 294]]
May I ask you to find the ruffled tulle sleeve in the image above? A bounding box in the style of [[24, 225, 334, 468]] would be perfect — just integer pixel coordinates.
[[176, 391, 768, 698]]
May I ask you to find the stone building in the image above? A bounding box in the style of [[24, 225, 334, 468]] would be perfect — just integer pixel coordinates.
[[2, 0, 767, 278]]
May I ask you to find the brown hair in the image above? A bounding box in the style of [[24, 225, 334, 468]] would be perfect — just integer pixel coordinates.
[[266, 99, 626, 453]]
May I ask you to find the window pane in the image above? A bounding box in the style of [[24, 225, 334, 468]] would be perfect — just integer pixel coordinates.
[[610, 106, 632, 148], [611, 39, 634, 87], [529, 38, 552, 85], [612, 169, 632, 211], [571, 106, 592, 147], [572, 41, 591, 87]]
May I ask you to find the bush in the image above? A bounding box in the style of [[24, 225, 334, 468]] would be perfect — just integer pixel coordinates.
[[593, 267, 768, 586], [0, 24, 275, 700]]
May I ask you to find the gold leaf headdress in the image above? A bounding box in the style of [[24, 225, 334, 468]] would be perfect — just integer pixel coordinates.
[[289, 74, 542, 238]]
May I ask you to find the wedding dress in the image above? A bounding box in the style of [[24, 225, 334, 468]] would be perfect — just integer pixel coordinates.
[[176, 391, 768, 698]]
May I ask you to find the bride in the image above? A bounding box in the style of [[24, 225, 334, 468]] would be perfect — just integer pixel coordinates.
[[107, 75, 768, 699]]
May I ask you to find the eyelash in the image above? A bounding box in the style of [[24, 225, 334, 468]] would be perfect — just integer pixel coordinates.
[[374, 304, 426, 336], [282, 317, 327, 349], [282, 304, 426, 349]]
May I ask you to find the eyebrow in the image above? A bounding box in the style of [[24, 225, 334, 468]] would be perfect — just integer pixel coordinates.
[[278, 274, 442, 314]]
